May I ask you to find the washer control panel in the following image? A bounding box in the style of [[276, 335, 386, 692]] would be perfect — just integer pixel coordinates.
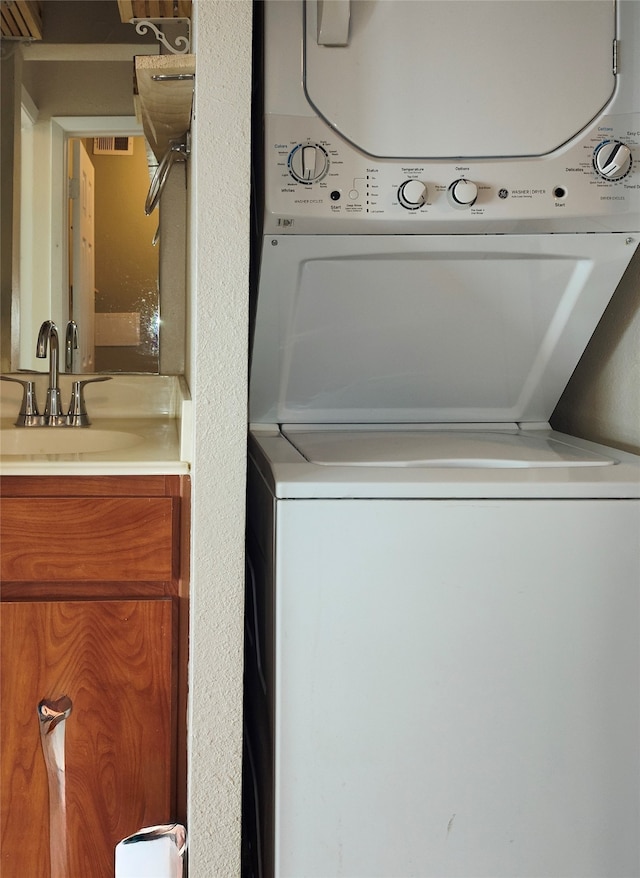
[[266, 114, 640, 233]]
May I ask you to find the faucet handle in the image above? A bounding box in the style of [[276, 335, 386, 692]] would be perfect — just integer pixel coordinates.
[[0, 375, 43, 426], [65, 321, 79, 373], [67, 376, 111, 426]]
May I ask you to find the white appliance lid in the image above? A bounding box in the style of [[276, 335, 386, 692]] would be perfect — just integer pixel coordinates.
[[282, 428, 615, 469], [250, 234, 638, 426], [304, 0, 616, 159]]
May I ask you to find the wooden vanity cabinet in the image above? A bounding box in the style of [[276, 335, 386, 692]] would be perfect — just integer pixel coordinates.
[[0, 475, 190, 878]]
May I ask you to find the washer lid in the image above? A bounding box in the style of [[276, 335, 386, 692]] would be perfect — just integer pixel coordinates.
[[304, 0, 616, 158], [282, 428, 616, 468], [250, 234, 638, 426]]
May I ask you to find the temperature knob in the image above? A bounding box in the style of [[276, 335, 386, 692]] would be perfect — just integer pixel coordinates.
[[448, 178, 478, 208], [593, 140, 632, 180], [398, 179, 427, 209], [288, 143, 329, 183]]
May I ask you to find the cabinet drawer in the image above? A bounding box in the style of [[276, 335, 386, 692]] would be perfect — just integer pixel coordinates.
[[1, 497, 175, 581]]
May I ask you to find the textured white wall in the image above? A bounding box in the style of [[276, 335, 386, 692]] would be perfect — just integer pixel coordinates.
[[187, 2, 252, 875], [553, 247, 640, 454]]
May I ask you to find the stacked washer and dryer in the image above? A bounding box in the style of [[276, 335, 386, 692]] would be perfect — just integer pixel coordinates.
[[244, 2, 640, 876]]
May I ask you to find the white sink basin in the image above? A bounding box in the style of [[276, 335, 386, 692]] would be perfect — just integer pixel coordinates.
[[0, 427, 144, 456]]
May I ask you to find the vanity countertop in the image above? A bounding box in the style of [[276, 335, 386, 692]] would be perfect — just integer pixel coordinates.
[[0, 375, 191, 476]]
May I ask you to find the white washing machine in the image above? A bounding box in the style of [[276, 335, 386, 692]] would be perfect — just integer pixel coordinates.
[[244, 2, 640, 876]]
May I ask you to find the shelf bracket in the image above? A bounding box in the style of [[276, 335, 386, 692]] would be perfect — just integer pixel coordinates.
[[132, 18, 191, 54]]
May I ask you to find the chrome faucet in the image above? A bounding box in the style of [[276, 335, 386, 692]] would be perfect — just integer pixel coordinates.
[[36, 320, 65, 423], [1, 321, 110, 427]]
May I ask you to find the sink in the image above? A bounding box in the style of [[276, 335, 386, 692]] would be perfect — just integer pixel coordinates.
[[0, 427, 144, 456]]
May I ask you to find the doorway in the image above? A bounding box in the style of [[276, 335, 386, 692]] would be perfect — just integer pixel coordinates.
[[68, 135, 159, 372]]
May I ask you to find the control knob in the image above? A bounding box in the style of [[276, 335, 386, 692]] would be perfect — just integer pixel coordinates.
[[448, 178, 478, 208], [593, 140, 632, 180], [398, 179, 427, 209], [288, 143, 329, 183]]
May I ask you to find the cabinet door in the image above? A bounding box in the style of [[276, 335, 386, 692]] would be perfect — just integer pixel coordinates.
[[1, 599, 175, 878]]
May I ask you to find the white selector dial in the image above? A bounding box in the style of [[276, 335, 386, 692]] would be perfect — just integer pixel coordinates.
[[398, 179, 427, 209], [448, 179, 478, 208], [288, 143, 329, 183], [593, 140, 632, 180]]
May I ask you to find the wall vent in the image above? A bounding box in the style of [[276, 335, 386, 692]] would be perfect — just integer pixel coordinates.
[[93, 136, 134, 156]]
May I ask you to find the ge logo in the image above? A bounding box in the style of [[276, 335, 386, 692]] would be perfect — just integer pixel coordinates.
[[498, 189, 509, 199]]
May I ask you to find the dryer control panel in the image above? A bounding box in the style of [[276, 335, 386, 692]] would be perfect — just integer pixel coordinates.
[[265, 113, 640, 235]]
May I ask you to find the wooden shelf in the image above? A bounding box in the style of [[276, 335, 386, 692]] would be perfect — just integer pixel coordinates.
[[134, 53, 195, 162], [118, 0, 191, 22], [1, 0, 43, 40]]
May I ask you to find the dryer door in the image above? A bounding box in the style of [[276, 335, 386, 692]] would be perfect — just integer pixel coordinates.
[[304, 0, 617, 158]]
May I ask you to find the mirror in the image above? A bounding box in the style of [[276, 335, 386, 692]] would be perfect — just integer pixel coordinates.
[[1, 1, 186, 375], [20, 122, 160, 374]]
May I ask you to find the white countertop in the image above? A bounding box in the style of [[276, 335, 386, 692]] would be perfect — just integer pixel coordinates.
[[0, 375, 191, 476]]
